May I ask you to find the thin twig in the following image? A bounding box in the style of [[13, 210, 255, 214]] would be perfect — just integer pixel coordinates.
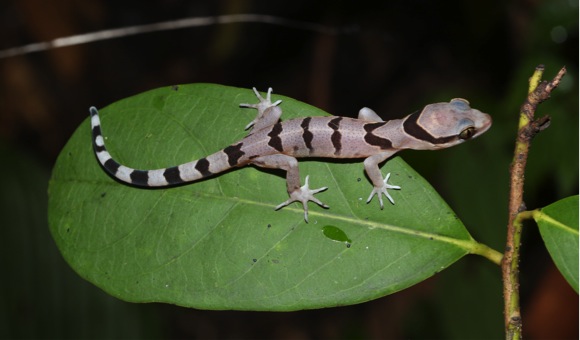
[[502, 65, 566, 340], [0, 14, 341, 59]]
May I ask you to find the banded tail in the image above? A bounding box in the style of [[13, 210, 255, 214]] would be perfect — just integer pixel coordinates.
[[90, 107, 229, 187]]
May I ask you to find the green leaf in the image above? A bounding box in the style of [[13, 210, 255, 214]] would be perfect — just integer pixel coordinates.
[[534, 195, 579, 292], [49, 83, 487, 310]]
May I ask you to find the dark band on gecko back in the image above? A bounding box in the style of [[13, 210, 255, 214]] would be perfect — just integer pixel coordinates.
[[328, 117, 343, 155], [300, 117, 314, 151], [363, 122, 392, 149], [267, 123, 284, 152]]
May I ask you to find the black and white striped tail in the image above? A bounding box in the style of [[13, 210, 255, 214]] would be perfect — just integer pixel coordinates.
[[89, 107, 215, 187]]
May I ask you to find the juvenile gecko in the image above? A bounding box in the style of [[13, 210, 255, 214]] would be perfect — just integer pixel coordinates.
[[90, 87, 492, 222]]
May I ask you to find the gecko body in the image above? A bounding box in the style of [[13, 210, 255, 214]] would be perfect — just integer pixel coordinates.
[[90, 87, 491, 221]]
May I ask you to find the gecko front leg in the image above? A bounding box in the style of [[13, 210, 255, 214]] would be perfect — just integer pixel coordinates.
[[250, 154, 328, 222], [363, 152, 401, 209]]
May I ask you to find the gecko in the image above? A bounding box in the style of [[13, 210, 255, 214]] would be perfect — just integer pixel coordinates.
[[90, 87, 492, 222]]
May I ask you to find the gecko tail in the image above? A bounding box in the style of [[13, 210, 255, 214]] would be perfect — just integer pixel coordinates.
[[89, 106, 213, 187]]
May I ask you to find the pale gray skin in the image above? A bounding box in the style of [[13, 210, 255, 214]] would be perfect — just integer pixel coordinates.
[[90, 87, 492, 222]]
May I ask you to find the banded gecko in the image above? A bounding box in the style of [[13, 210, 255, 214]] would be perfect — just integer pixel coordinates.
[[90, 87, 492, 222]]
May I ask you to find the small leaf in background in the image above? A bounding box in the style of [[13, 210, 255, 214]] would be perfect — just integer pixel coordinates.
[[534, 195, 579, 292], [48, 84, 485, 310]]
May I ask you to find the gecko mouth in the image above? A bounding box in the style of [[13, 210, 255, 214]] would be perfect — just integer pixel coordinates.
[[478, 114, 493, 136]]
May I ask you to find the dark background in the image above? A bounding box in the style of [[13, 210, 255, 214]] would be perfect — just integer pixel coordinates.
[[1, 0, 578, 338]]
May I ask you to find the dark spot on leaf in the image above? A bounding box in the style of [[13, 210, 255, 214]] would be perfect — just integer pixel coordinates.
[[252, 258, 257, 263], [100, 192, 106, 198], [267, 224, 271, 228], [322, 225, 352, 245], [346, 243, 351, 248], [357, 178, 361, 182]]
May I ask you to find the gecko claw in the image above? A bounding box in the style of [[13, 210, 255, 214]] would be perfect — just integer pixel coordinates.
[[275, 175, 328, 223], [240, 87, 283, 130], [366, 172, 401, 209]]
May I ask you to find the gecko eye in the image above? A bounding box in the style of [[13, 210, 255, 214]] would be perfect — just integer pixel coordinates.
[[459, 127, 475, 140]]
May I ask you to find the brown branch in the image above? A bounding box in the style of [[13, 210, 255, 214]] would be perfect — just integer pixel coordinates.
[[502, 65, 566, 339], [0, 14, 340, 59]]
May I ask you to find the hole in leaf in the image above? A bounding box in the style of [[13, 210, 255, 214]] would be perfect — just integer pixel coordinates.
[[322, 225, 352, 246]]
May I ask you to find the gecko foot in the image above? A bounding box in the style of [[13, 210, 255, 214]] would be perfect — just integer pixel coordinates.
[[239, 87, 282, 130], [366, 173, 401, 209], [275, 175, 329, 223]]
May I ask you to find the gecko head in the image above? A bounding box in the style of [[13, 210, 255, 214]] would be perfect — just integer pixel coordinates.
[[404, 98, 492, 149]]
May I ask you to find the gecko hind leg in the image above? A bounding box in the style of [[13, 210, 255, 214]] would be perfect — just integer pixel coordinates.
[[275, 175, 329, 223], [239, 87, 283, 131], [251, 154, 328, 222]]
